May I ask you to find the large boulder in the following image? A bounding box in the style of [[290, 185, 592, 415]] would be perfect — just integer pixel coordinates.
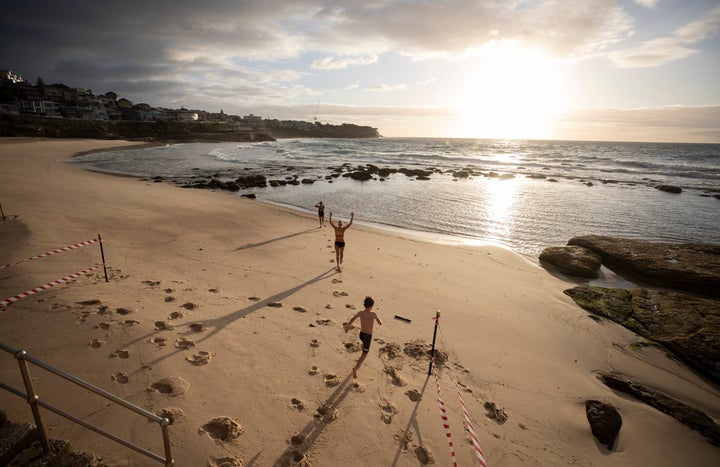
[[598, 373, 720, 446], [564, 286, 720, 383], [539, 245, 602, 278], [585, 400, 622, 450], [567, 236, 720, 297]]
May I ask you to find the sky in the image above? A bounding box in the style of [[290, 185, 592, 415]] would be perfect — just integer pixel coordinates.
[[1, 0, 719, 143]]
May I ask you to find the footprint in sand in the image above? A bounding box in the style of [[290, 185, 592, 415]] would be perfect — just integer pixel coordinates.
[[248, 296, 261, 301], [290, 433, 306, 446], [89, 338, 106, 349], [380, 400, 399, 424], [267, 302, 283, 308], [291, 398, 305, 411], [111, 349, 130, 359], [345, 304, 356, 310], [332, 278, 343, 284], [94, 322, 111, 330], [384, 365, 407, 387], [123, 319, 140, 326], [112, 372, 129, 384], [189, 323, 205, 333], [310, 339, 320, 348], [316, 319, 333, 326], [208, 456, 243, 467], [379, 343, 401, 360], [164, 296, 176, 303], [164, 288, 174, 293], [325, 304, 333, 309], [77, 299, 102, 306], [154, 321, 175, 331], [293, 306, 308, 313], [308, 366, 320, 376], [115, 307, 135, 316], [323, 374, 340, 387], [186, 351, 215, 365], [156, 407, 184, 425], [149, 336, 168, 347], [201, 417, 244, 441], [333, 291, 348, 297], [149, 376, 190, 396], [315, 404, 338, 422], [98, 305, 110, 315], [181, 302, 198, 311], [175, 337, 195, 350], [208, 288, 219, 293], [406, 389, 422, 402], [414, 445, 435, 465], [142, 280, 161, 287], [168, 311, 184, 320], [484, 401, 508, 423], [344, 342, 361, 353]]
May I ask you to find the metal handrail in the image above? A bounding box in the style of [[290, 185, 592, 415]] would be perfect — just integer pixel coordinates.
[[0, 341, 174, 466]]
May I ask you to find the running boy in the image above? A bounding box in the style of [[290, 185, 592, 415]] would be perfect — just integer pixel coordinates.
[[344, 296, 383, 382]]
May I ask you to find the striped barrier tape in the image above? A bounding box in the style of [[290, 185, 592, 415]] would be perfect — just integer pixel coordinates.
[[432, 357, 458, 467], [447, 361, 489, 466], [0, 238, 98, 270], [436, 319, 489, 466], [0, 264, 100, 307]]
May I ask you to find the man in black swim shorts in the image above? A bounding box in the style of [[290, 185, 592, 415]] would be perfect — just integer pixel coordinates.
[[314, 201, 325, 227]]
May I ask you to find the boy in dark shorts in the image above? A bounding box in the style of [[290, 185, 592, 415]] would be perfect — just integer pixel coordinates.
[[344, 296, 383, 383]]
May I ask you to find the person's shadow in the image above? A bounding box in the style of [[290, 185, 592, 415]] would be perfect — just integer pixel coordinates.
[[234, 228, 318, 251], [269, 373, 355, 466]]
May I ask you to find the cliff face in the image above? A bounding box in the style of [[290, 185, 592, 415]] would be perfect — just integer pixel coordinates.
[[0, 115, 275, 142], [0, 115, 380, 142]]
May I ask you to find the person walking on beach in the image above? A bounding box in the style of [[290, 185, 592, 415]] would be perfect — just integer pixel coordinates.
[[314, 201, 325, 228], [329, 211, 353, 271], [344, 296, 382, 383]]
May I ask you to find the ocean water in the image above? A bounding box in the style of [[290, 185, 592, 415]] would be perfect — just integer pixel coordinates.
[[70, 138, 720, 258]]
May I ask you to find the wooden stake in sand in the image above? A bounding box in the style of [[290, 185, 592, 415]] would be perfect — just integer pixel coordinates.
[[428, 310, 441, 375]]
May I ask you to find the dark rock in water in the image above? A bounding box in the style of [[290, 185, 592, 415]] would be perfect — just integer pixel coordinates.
[[301, 178, 315, 184], [539, 245, 602, 278], [241, 193, 256, 199], [564, 285, 720, 383], [585, 400, 622, 450], [452, 170, 470, 178], [343, 171, 373, 181], [398, 168, 433, 178], [568, 236, 720, 297], [416, 175, 431, 180], [656, 184, 682, 194], [598, 373, 720, 447]]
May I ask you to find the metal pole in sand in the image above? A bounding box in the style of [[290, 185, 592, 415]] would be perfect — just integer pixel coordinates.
[[428, 310, 441, 375], [98, 233, 109, 282]]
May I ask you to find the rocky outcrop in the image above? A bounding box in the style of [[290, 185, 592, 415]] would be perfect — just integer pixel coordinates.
[[597, 373, 720, 446], [564, 286, 720, 383], [567, 236, 720, 297], [656, 184, 682, 194], [585, 400, 622, 450], [539, 245, 602, 278]]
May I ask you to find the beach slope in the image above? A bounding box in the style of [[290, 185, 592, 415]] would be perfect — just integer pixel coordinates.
[[1, 139, 718, 466]]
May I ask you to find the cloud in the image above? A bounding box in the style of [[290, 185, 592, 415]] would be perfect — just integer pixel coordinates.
[[345, 82, 360, 90], [365, 83, 407, 92], [311, 55, 379, 70], [608, 4, 720, 68], [634, 0, 660, 8]]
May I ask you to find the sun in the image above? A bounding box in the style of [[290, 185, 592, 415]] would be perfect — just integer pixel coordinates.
[[454, 47, 569, 140]]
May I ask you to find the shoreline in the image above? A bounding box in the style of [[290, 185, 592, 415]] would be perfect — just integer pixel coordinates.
[[1, 138, 719, 466]]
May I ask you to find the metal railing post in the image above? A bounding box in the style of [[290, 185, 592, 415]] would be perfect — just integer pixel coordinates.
[[15, 350, 50, 452], [161, 420, 174, 466]]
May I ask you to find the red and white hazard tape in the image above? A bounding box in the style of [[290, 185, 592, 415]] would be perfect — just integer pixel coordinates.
[[448, 365, 489, 466], [0, 238, 98, 270], [436, 319, 489, 466], [0, 264, 100, 307], [432, 358, 458, 467]]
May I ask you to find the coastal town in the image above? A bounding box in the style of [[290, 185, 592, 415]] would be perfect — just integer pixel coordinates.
[[0, 69, 379, 140]]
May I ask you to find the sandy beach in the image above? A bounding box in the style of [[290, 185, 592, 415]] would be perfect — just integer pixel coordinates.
[[1, 139, 718, 466]]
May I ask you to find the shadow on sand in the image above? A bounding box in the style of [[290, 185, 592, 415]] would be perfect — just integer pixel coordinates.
[[234, 228, 319, 251]]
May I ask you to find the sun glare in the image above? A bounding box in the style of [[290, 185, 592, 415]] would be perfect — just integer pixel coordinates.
[[455, 48, 569, 140]]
